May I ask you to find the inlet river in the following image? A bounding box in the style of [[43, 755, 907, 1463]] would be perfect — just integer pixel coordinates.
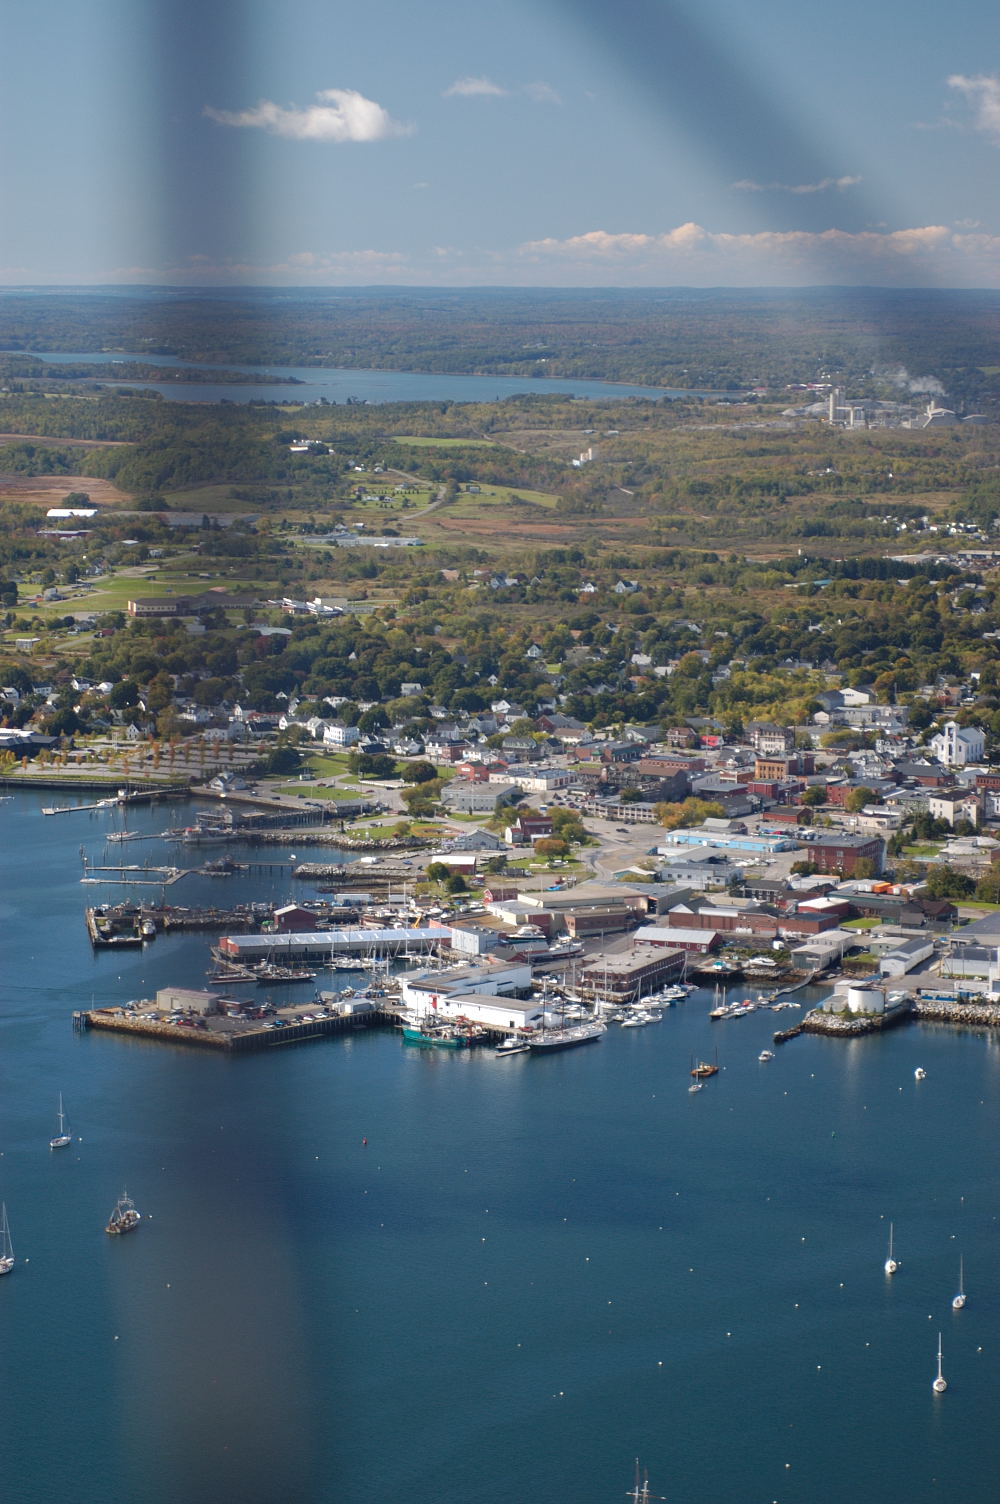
[[3, 789, 1000, 1504]]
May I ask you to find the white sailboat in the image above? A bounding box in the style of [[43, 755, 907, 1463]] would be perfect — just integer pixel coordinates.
[[952, 1256, 966, 1310], [932, 1331, 948, 1393], [50, 1093, 72, 1150], [0, 1202, 13, 1274], [884, 1221, 898, 1275]]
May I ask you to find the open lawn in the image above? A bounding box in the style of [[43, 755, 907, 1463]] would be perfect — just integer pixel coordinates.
[[274, 784, 359, 801]]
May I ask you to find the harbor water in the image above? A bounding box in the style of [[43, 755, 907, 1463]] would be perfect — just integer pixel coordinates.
[[3, 789, 1000, 1503]]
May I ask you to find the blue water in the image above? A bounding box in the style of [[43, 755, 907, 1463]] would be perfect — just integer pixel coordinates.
[[3, 788, 1000, 1503], [13, 350, 692, 405]]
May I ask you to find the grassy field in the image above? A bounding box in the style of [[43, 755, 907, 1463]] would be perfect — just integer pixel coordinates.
[[450, 483, 560, 510], [62, 570, 256, 614], [274, 783, 359, 801], [393, 436, 497, 448]]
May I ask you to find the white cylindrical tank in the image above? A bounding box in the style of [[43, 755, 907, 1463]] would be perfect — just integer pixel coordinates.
[[846, 985, 885, 1014]]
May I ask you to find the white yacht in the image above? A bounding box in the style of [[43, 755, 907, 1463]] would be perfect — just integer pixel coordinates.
[[884, 1221, 898, 1275], [952, 1256, 966, 1310]]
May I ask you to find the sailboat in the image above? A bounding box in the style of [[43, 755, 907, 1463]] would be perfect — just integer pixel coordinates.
[[952, 1256, 966, 1310], [884, 1221, 898, 1275], [50, 1093, 72, 1149], [626, 1460, 665, 1503], [0, 1202, 13, 1274], [932, 1331, 948, 1393]]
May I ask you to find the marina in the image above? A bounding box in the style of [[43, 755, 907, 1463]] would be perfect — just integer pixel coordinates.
[[2, 787, 1000, 1504]]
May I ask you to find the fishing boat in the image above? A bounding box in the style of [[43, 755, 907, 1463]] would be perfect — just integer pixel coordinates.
[[953, 1256, 966, 1310], [932, 1332, 948, 1393], [884, 1221, 898, 1275], [401, 1016, 475, 1048], [105, 1190, 141, 1236], [690, 1049, 719, 1079], [0, 1203, 13, 1274], [49, 1093, 72, 1149]]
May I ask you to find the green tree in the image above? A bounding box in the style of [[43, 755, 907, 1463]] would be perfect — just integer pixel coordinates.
[[402, 760, 439, 784]]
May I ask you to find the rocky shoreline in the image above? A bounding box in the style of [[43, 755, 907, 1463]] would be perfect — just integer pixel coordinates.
[[800, 995, 1000, 1037]]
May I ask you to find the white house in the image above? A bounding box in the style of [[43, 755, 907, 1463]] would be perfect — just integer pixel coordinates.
[[323, 723, 361, 747]]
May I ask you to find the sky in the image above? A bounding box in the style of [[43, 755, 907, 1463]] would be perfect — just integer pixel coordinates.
[[1, 0, 999, 287]]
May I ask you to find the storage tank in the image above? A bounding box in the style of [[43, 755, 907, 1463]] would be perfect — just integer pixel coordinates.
[[846, 985, 885, 1015]]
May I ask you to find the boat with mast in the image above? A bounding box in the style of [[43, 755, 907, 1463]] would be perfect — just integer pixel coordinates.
[[0, 1203, 13, 1274], [884, 1221, 898, 1275], [953, 1256, 966, 1310], [49, 1093, 72, 1149], [626, 1460, 664, 1503], [105, 1190, 141, 1235], [932, 1331, 948, 1393], [690, 1048, 719, 1079]]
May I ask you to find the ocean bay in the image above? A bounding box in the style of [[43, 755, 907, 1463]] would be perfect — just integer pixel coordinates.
[[2, 789, 1000, 1504]]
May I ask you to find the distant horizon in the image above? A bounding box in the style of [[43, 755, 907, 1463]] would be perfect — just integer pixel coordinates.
[[3, 282, 1000, 296]]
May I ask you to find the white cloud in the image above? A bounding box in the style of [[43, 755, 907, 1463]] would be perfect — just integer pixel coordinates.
[[443, 76, 507, 98], [732, 175, 862, 194], [518, 221, 1000, 285], [523, 81, 562, 105], [947, 73, 1000, 144], [204, 88, 411, 142]]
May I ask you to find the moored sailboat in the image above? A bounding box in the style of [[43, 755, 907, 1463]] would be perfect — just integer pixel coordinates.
[[932, 1331, 948, 1393], [884, 1220, 898, 1275], [0, 1202, 13, 1274], [952, 1256, 966, 1310], [50, 1093, 72, 1149]]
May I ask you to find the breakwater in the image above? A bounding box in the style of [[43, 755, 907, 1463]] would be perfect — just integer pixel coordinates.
[[913, 996, 1000, 1027], [801, 1002, 914, 1037]]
